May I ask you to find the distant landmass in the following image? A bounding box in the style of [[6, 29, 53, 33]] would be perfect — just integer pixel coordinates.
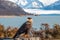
[[40, 14, 60, 16], [0, 0, 32, 16]]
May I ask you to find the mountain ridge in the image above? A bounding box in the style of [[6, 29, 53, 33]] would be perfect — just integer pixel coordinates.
[[41, 0, 60, 10], [0, 0, 32, 16]]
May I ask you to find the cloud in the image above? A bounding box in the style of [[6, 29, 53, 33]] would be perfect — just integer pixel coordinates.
[[39, 0, 59, 6], [24, 9, 60, 14]]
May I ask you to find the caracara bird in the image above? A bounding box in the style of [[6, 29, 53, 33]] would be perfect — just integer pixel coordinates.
[[13, 17, 33, 38]]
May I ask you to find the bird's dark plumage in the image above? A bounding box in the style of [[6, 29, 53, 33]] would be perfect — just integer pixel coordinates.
[[13, 21, 31, 38]]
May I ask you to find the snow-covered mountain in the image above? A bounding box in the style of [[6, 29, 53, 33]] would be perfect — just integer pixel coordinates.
[[0, 0, 60, 16], [16, 0, 44, 9], [14, 0, 59, 10], [0, 0, 32, 16], [42, 0, 60, 10], [8, 0, 60, 10]]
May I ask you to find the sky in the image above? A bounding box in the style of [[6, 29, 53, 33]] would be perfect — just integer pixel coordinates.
[[39, 0, 58, 6]]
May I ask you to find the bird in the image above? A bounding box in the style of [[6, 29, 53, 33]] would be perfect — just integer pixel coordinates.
[[13, 17, 32, 38]]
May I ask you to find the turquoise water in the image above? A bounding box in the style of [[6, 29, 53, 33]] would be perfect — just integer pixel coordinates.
[[0, 16, 60, 30]]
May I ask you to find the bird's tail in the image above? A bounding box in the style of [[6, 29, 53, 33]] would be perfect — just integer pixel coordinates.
[[13, 33, 19, 38], [13, 31, 24, 38]]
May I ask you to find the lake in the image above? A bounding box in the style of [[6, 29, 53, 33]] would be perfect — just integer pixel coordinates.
[[0, 16, 60, 30]]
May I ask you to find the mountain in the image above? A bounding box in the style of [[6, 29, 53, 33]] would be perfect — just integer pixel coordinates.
[[15, 0, 60, 10], [42, 1, 60, 10], [0, 0, 32, 16], [19, 0, 44, 9]]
